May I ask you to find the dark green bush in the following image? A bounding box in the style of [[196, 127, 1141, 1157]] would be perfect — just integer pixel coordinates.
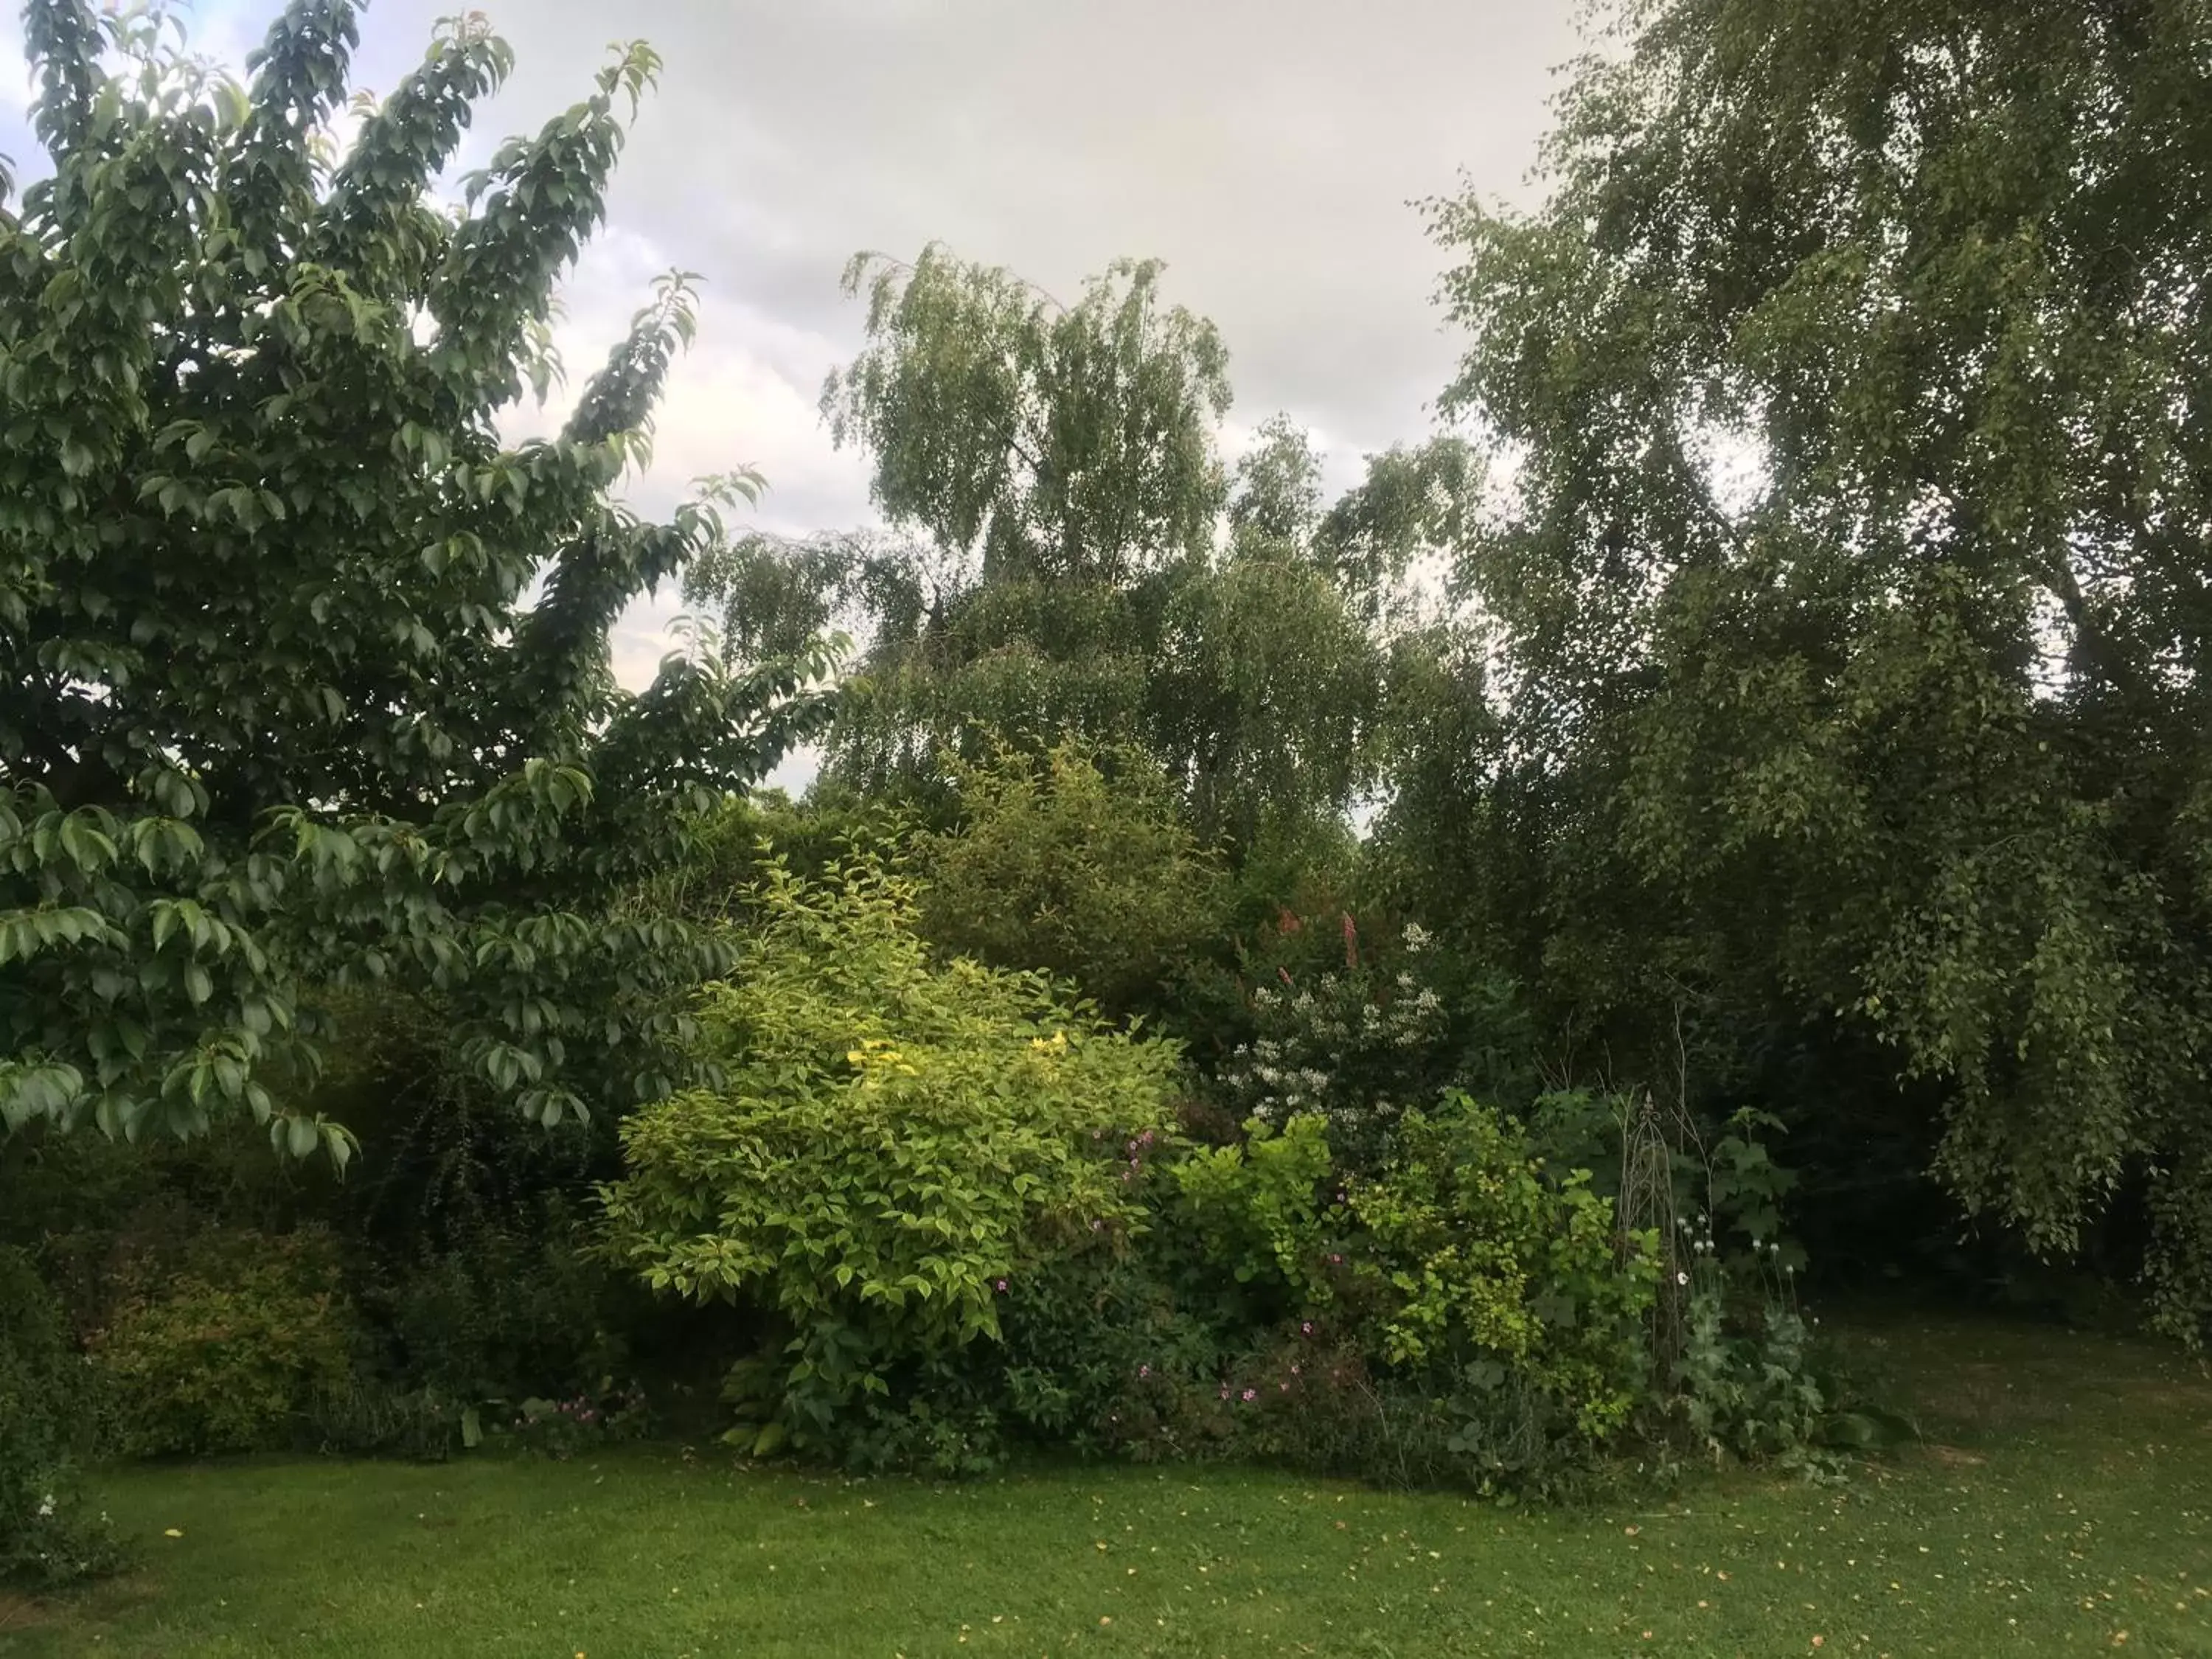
[[385, 1203, 632, 1405], [0, 1248, 122, 1587], [302, 1377, 464, 1461]]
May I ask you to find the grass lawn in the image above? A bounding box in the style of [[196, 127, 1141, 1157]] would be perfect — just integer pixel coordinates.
[[2, 1315, 2206, 1658]]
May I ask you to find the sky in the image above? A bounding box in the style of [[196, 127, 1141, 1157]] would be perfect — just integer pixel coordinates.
[[0, 0, 1582, 705]]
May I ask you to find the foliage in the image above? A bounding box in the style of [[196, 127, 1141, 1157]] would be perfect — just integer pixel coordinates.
[[1114, 1096, 1663, 1492], [1217, 918, 1448, 1163], [489, 1382, 653, 1461], [599, 853, 1182, 1463], [1151, 528, 1394, 851], [918, 740, 1226, 1018], [1345, 1098, 1657, 1481], [299, 1376, 465, 1461], [86, 1230, 358, 1458], [1414, 0, 2212, 1332], [1672, 1253, 1829, 1476], [0, 1246, 121, 1587], [1169, 1113, 1335, 1310], [0, 1, 832, 1155], [825, 246, 1231, 591], [683, 248, 1450, 856], [1214, 915, 1534, 1167], [383, 1204, 632, 1405]]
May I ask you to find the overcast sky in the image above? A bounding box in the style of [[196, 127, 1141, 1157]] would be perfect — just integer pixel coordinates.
[[1, 0, 1581, 697]]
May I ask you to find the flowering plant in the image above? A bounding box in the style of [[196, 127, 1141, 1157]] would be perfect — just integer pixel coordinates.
[[1216, 916, 1455, 1166]]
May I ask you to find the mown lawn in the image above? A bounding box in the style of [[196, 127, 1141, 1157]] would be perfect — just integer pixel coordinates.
[[3, 1315, 2206, 1658]]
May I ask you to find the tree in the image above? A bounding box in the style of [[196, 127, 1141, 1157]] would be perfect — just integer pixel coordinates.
[[1419, 0, 2212, 1335], [0, 1, 832, 1153], [688, 246, 1469, 856], [824, 246, 1231, 590]]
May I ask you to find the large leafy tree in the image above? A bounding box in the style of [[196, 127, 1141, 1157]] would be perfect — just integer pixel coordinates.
[[1418, 0, 2212, 1332], [0, 1, 830, 1153]]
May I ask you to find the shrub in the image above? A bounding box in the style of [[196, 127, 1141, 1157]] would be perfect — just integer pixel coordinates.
[[1169, 1113, 1337, 1315], [600, 853, 1183, 1467], [1674, 1268, 1829, 1472], [0, 1249, 122, 1587], [386, 1202, 631, 1404], [1529, 1093, 1874, 1475], [919, 740, 1227, 1018], [992, 1231, 1242, 1461], [87, 1231, 358, 1458], [1343, 1096, 1659, 1486]]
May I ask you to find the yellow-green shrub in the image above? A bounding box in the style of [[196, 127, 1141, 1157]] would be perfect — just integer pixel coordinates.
[[599, 855, 1181, 1458], [1347, 1096, 1658, 1460]]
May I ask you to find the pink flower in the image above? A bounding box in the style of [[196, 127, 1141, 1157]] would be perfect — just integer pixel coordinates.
[[1219, 1386, 1231, 1400], [1138, 1365, 1151, 1379], [1300, 1321, 1314, 1335], [994, 1279, 1009, 1293], [1241, 1388, 1257, 1402], [1290, 1364, 1300, 1376]]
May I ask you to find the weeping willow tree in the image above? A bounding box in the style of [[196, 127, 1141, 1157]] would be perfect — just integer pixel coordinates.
[[686, 246, 1476, 856], [1410, 0, 2212, 1335]]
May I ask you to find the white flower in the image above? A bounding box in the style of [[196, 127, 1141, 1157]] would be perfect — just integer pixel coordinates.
[[1675, 1271, 1689, 1287], [36, 1494, 55, 1519], [1402, 922, 1433, 953]]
